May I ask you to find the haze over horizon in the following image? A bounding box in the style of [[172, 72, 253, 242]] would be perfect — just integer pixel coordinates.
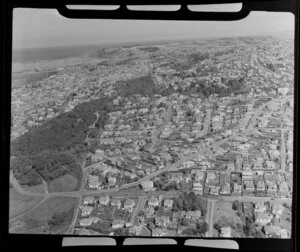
[[13, 8, 294, 50]]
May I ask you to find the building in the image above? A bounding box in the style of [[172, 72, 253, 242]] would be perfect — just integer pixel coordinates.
[[148, 197, 160, 207], [220, 183, 231, 195], [186, 210, 201, 220], [243, 202, 254, 216], [99, 195, 110, 206], [257, 180, 266, 191], [209, 185, 220, 195], [108, 176, 117, 187], [80, 206, 93, 217], [152, 228, 167, 237], [242, 170, 253, 180], [265, 160, 276, 170], [271, 204, 285, 217], [82, 196, 94, 205], [232, 183, 242, 196], [111, 198, 122, 209], [244, 180, 255, 192], [124, 199, 136, 211], [164, 199, 174, 209], [254, 202, 267, 213], [112, 219, 125, 229], [192, 182, 203, 195], [141, 181, 154, 191], [255, 212, 273, 225], [79, 217, 99, 226], [155, 216, 170, 227], [220, 227, 232, 237]]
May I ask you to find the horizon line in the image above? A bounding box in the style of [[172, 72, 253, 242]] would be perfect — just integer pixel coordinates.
[[13, 29, 293, 51]]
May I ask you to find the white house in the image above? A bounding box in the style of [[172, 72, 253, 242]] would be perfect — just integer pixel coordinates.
[[99, 195, 110, 206]]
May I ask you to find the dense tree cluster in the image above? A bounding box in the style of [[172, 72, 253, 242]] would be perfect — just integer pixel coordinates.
[[182, 221, 208, 236], [11, 150, 82, 184], [11, 98, 111, 157], [138, 47, 160, 53], [188, 52, 209, 64], [173, 192, 207, 214], [116, 75, 160, 97], [11, 98, 112, 186], [48, 209, 74, 230]]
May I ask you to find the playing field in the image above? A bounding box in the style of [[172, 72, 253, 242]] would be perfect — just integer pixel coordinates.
[[9, 188, 44, 218], [9, 196, 79, 234]]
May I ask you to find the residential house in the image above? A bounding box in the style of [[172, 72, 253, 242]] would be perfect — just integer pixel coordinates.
[[254, 202, 267, 213], [111, 198, 122, 209], [244, 180, 255, 192], [257, 180, 266, 191], [152, 228, 167, 237], [129, 225, 142, 236], [125, 222, 132, 228], [263, 225, 281, 237], [220, 227, 232, 238], [79, 217, 99, 226], [242, 170, 253, 180], [267, 182, 278, 196], [271, 204, 285, 217], [82, 196, 94, 205], [80, 206, 93, 217], [139, 216, 146, 225], [124, 199, 136, 211], [227, 162, 235, 171], [148, 197, 160, 207], [193, 182, 203, 195], [255, 212, 273, 225], [186, 210, 201, 220], [108, 176, 117, 187], [112, 219, 125, 229], [99, 195, 110, 206], [220, 183, 231, 195], [155, 216, 170, 227], [232, 183, 242, 196], [209, 185, 220, 195], [141, 181, 154, 191], [243, 202, 254, 216], [164, 199, 174, 209], [144, 206, 155, 218], [265, 160, 276, 170]]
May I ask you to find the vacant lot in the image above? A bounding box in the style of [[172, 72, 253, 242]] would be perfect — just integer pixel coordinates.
[[9, 196, 78, 234], [9, 188, 44, 218], [214, 201, 243, 226], [48, 174, 78, 192], [24, 184, 45, 193]]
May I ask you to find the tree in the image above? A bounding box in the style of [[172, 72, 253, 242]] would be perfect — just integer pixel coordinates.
[[196, 221, 209, 234], [181, 218, 190, 226]]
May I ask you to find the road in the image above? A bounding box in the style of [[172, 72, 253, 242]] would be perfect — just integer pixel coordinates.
[[130, 196, 147, 226], [280, 129, 286, 172], [150, 104, 172, 149], [9, 94, 293, 234], [10, 95, 284, 199], [196, 108, 212, 139], [205, 199, 216, 237]]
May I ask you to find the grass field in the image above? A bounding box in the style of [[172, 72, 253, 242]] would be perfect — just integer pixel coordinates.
[[9, 188, 44, 218], [9, 196, 78, 234], [48, 174, 78, 192], [24, 184, 45, 193], [214, 201, 243, 226]]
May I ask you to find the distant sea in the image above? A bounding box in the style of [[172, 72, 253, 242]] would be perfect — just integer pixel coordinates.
[[12, 40, 177, 64]]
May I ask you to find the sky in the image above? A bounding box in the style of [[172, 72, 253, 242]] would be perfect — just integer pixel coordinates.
[[13, 5, 294, 49]]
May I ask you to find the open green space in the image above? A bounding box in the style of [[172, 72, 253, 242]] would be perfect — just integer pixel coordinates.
[[10, 97, 113, 190], [48, 174, 78, 192], [9, 196, 78, 234], [9, 188, 44, 219]]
